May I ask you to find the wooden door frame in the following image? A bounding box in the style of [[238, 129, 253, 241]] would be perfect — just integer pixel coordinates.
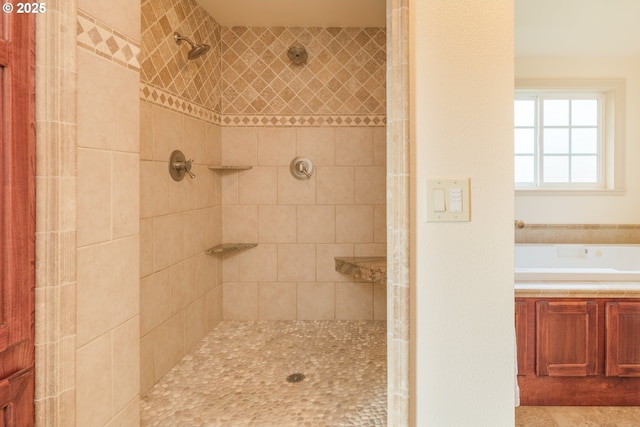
[[0, 10, 36, 427]]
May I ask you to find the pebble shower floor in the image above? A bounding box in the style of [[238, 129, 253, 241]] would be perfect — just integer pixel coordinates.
[[141, 321, 387, 426]]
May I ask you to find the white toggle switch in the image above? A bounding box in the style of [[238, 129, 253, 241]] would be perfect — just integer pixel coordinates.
[[449, 188, 462, 212], [434, 188, 446, 212]]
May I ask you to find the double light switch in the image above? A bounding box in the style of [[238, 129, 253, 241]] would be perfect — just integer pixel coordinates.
[[426, 178, 470, 222]]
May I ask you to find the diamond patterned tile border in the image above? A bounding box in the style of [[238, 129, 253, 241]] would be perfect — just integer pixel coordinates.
[[77, 11, 140, 71]]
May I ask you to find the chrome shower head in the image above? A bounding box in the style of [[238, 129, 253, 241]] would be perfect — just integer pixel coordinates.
[[174, 32, 210, 60]]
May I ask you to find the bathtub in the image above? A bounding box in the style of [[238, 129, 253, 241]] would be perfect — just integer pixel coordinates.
[[515, 244, 640, 281]]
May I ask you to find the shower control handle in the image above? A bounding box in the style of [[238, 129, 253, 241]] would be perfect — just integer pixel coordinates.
[[169, 150, 196, 181]]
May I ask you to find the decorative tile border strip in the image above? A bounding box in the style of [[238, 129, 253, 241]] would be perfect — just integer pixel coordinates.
[[77, 11, 140, 71], [515, 223, 640, 244], [141, 83, 222, 124], [141, 82, 386, 126], [222, 114, 386, 127]]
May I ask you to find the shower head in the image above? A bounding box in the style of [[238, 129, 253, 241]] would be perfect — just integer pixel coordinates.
[[174, 32, 210, 60]]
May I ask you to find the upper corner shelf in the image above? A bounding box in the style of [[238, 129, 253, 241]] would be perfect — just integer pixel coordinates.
[[207, 165, 253, 171]]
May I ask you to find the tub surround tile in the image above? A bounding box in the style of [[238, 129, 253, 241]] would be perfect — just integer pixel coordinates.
[[516, 223, 640, 244]]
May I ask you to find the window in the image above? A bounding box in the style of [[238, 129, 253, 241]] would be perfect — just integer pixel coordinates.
[[515, 93, 603, 188], [514, 79, 624, 192]]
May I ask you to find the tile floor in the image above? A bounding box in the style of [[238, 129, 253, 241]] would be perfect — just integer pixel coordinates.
[[141, 321, 387, 427], [516, 406, 640, 426]]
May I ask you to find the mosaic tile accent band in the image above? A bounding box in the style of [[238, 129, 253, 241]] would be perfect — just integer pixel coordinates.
[[77, 11, 140, 71], [140, 82, 221, 124]]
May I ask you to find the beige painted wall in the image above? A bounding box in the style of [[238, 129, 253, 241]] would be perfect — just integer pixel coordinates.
[[515, 56, 640, 224], [411, 1, 515, 425]]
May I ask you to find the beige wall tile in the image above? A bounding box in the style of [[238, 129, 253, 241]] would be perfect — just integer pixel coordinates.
[[336, 205, 374, 243], [185, 298, 207, 351], [222, 251, 240, 282], [140, 219, 154, 277], [77, 236, 139, 346], [167, 172, 196, 214], [374, 205, 387, 243], [196, 253, 218, 295], [183, 210, 206, 258], [335, 128, 374, 166], [184, 116, 207, 165], [152, 105, 184, 162], [206, 206, 222, 249], [316, 166, 355, 204], [316, 243, 355, 282], [206, 286, 223, 329], [105, 396, 140, 427], [297, 205, 336, 243], [78, 0, 141, 40], [77, 148, 111, 246], [221, 127, 257, 165], [373, 127, 387, 166], [223, 282, 258, 320], [355, 166, 386, 204], [195, 164, 217, 209], [76, 333, 111, 427], [258, 282, 297, 320], [238, 244, 278, 282], [373, 283, 387, 321], [170, 257, 197, 315], [238, 167, 277, 204], [222, 205, 258, 243], [297, 282, 335, 320], [221, 172, 238, 205], [278, 244, 316, 282], [296, 128, 335, 166], [355, 243, 387, 257], [140, 269, 170, 336], [154, 214, 184, 271], [206, 124, 222, 166], [140, 161, 170, 218], [112, 317, 140, 413], [277, 167, 316, 205], [112, 152, 140, 239], [258, 205, 297, 243], [154, 312, 185, 381], [335, 283, 373, 320], [140, 101, 153, 160], [77, 49, 139, 153], [257, 128, 296, 165]]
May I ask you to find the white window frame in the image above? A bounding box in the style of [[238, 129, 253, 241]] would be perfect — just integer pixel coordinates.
[[515, 79, 625, 194]]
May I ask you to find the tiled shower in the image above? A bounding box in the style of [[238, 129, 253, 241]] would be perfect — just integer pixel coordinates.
[[139, 0, 387, 396]]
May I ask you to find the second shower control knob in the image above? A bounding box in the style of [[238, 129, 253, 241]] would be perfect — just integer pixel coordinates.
[[290, 157, 314, 180]]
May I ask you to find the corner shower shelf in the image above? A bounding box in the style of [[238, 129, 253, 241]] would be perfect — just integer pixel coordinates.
[[205, 243, 257, 255], [207, 165, 253, 171]]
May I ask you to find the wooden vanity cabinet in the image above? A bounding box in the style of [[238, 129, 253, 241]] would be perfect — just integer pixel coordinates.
[[516, 298, 640, 406], [605, 302, 640, 377]]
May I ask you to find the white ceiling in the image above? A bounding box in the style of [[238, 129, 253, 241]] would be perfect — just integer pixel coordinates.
[[515, 0, 640, 56], [196, 0, 386, 27], [196, 1, 640, 57]]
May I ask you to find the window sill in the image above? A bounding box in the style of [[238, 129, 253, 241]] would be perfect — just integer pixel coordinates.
[[515, 188, 625, 196]]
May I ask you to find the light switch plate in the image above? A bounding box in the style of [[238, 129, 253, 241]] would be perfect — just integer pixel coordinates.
[[426, 178, 470, 222]]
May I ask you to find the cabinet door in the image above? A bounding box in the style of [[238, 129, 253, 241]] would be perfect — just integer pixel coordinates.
[[606, 302, 640, 377], [536, 301, 598, 377], [515, 301, 528, 375]]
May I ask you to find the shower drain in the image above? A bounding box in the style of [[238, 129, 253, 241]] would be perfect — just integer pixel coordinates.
[[286, 373, 305, 383]]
